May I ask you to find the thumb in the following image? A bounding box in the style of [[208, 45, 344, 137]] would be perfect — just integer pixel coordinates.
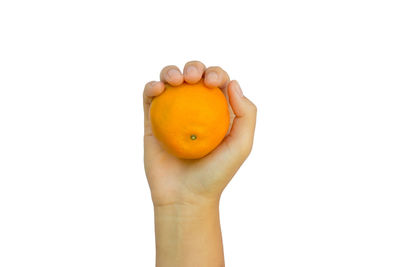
[[223, 80, 257, 158]]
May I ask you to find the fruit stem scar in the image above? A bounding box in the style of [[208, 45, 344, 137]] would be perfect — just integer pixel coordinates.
[[190, 134, 197, 140]]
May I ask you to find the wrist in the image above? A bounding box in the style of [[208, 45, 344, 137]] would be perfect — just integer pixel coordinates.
[[152, 190, 222, 211], [152, 195, 224, 267], [154, 199, 220, 220]]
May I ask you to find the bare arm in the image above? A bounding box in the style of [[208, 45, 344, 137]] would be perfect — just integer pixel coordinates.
[[154, 201, 223, 267]]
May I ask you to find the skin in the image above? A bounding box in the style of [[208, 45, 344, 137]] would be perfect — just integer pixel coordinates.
[[143, 60, 257, 267]]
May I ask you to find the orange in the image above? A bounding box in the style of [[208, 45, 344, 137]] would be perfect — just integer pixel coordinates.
[[150, 79, 230, 159]]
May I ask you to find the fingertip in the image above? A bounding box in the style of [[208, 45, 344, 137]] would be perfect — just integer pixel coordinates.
[[183, 61, 205, 84], [204, 67, 230, 89], [167, 69, 184, 86], [152, 81, 165, 95], [227, 81, 241, 112], [228, 80, 257, 119], [144, 81, 165, 98], [230, 80, 243, 97], [204, 71, 219, 87], [160, 65, 184, 86]]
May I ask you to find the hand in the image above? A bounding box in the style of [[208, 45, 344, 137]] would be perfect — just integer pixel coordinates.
[[143, 60, 257, 207]]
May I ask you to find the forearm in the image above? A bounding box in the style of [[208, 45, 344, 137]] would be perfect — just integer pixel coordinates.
[[154, 201, 224, 267]]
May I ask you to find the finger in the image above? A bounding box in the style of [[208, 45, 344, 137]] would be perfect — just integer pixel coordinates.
[[183, 60, 206, 84], [160, 65, 184, 86], [204, 66, 233, 132], [223, 80, 257, 158], [204, 66, 230, 89], [143, 81, 164, 136]]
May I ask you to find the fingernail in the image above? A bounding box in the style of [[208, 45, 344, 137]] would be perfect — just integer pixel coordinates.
[[167, 69, 179, 79], [206, 71, 218, 83], [185, 66, 197, 76], [234, 81, 243, 97]]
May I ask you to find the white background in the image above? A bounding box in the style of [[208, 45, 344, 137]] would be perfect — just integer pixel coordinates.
[[1, 0, 399, 266]]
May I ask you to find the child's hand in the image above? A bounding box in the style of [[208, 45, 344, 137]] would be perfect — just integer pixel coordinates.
[[143, 61, 257, 208]]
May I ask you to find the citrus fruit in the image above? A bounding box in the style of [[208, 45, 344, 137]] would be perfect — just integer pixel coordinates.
[[150, 79, 230, 159]]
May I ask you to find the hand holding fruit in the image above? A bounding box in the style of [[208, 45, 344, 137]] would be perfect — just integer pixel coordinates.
[[143, 61, 257, 207]]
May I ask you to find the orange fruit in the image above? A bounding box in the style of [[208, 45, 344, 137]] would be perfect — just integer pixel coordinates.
[[150, 79, 230, 159]]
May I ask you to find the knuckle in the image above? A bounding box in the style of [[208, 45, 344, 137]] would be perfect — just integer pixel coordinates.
[[144, 81, 155, 91], [253, 104, 258, 114], [145, 80, 156, 87], [160, 65, 175, 76], [206, 67, 229, 84], [207, 66, 223, 73], [248, 100, 257, 114], [162, 64, 175, 70], [184, 62, 202, 74], [186, 60, 204, 67], [160, 65, 169, 73], [223, 70, 230, 81]]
